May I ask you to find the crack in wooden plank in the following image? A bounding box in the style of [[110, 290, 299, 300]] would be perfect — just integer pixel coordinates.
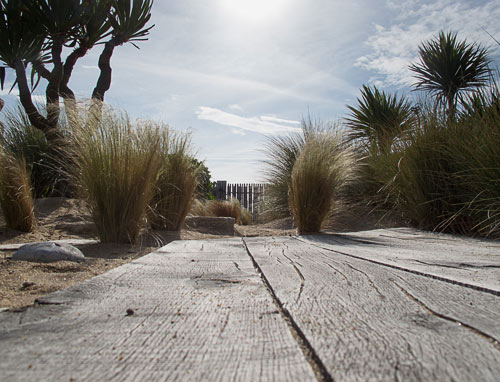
[[414, 260, 500, 270], [297, 237, 500, 297], [344, 263, 385, 300], [281, 250, 305, 304], [241, 238, 333, 382], [324, 263, 350, 284], [394, 282, 500, 351]]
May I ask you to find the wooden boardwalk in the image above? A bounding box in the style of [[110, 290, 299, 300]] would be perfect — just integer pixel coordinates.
[[1, 228, 500, 381]]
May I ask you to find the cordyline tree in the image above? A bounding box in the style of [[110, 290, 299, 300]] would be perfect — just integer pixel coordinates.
[[0, 0, 154, 143], [409, 31, 491, 120]]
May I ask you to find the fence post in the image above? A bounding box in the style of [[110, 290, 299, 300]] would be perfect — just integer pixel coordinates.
[[243, 184, 248, 209], [216, 181, 227, 200], [248, 185, 253, 213]]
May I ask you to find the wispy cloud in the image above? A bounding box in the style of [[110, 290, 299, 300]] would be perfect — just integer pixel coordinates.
[[357, 0, 500, 87], [260, 115, 301, 125], [196, 106, 301, 135]]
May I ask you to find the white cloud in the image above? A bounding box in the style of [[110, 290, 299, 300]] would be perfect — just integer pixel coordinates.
[[196, 106, 301, 135], [229, 103, 244, 112], [357, 0, 500, 87], [260, 115, 301, 125]]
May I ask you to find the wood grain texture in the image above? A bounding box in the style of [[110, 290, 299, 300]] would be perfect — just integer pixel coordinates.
[[0, 239, 315, 382], [244, 235, 500, 382], [301, 228, 500, 293]]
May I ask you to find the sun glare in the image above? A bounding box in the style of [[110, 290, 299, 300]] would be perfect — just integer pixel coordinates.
[[219, 0, 287, 24]]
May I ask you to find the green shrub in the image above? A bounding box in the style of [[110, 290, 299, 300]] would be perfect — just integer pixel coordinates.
[[1, 104, 69, 197], [289, 132, 356, 234], [0, 148, 36, 232], [366, 100, 500, 238], [69, 110, 161, 243], [150, 130, 199, 231]]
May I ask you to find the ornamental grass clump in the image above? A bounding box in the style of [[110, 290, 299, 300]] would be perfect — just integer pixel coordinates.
[[69, 109, 161, 243], [289, 132, 357, 234], [150, 131, 199, 231], [2, 104, 69, 197], [0, 148, 36, 232], [207, 199, 243, 224], [365, 98, 500, 238], [262, 115, 321, 219]]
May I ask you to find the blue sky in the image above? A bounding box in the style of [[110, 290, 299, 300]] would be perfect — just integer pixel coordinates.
[[2, 0, 500, 182]]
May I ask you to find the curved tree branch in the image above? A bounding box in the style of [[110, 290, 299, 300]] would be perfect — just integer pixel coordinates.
[[32, 59, 51, 81], [92, 35, 123, 102], [14, 58, 52, 136]]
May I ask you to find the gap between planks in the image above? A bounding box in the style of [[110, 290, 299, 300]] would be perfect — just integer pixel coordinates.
[[241, 238, 333, 382], [295, 236, 500, 297]]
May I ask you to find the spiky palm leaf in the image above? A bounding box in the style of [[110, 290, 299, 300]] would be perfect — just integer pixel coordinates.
[[110, 0, 154, 45], [345, 85, 415, 153], [0, 0, 45, 68], [79, 0, 113, 46], [409, 31, 491, 116]]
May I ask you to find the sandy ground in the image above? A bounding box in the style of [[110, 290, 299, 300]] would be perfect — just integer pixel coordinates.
[[0, 198, 299, 311], [0, 197, 397, 311]]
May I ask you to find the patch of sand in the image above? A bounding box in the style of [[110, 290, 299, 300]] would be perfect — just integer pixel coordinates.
[[0, 198, 299, 310]]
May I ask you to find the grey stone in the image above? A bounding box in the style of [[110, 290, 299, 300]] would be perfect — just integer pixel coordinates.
[[13, 242, 85, 263], [184, 216, 235, 236]]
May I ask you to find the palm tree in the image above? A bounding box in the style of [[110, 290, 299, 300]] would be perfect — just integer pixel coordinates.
[[409, 31, 491, 119], [345, 85, 415, 154], [0, 0, 154, 142]]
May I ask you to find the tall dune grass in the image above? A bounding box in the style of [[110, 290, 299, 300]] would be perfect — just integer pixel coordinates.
[[289, 132, 357, 234], [69, 110, 161, 243], [1, 104, 69, 197], [262, 116, 328, 219], [189, 199, 253, 225], [365, 97, 500, 238], [208, 199, 242, 224], [150, 131, 199, 231], [0, 148, 36, 232]]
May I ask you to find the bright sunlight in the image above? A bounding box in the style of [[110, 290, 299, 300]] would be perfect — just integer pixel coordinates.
[[219, 0, 287, 24]]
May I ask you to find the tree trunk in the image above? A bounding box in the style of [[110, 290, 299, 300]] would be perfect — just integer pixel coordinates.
[[61, 45, 89, 125], [90, 36, 123, 118], [14, 59, 51, 135], [46, 39, 64, 131], [14, 60, 64, 148]]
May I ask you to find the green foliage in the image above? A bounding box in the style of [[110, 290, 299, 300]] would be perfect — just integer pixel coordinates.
[[365, 99, 500, 238], [0, 0, 45, 67], [1, 105, 68, 197], [69, 109, 161, 243], [0, 1, 155, 141], [150, 130, 199, 231], [345, 85, 416, 154], [349, 31, 500, 238], [191, 158, 213, 200], [0, 147, 36, 232], [289, 131, 357, 234], [409, 31, 491, 117], [110, 0, 154, 43]]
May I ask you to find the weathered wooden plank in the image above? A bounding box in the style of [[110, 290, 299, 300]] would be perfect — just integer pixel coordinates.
[[300, 228, 500, 293], [0, 239, 315, 382], [244, 235, 500, 382]]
